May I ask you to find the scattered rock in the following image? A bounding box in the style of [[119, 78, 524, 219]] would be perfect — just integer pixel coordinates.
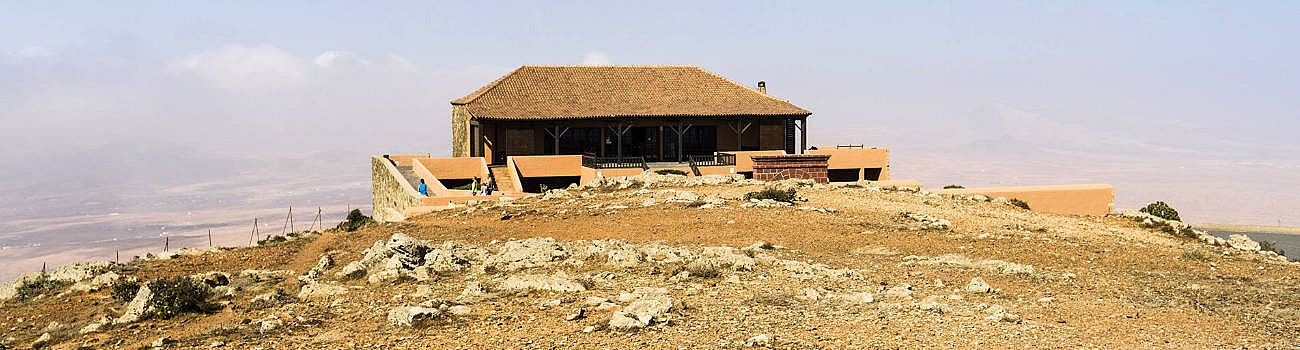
[[565, 308, 585, 321], [448, 305, 472, 316], [31, 332, 53, 349], [745, 334, 773, 347], [258, 315, 284, 333], [388, 306, 446, 328], [902, 212, 951, 230], [609, 298, 674, 329], [79, 317, 112, 335], [883, 284, 913, 300], [834, 292, 875, 305], [249, 289, 297, 309], [985, 304, 1021, 322], [297, 282, 349, 300], [918, 295, 951, 314], [151, 336, 172, 348], [965, 277, 992, 293]]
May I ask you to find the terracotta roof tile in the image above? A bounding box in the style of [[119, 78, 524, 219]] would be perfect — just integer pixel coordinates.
[[451, 65, 811, 120]]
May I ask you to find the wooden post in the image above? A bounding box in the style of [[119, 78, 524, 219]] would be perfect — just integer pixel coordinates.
[[799, 117, 807, 154], [606, 123, 631, 160], [116, 251, 119, 264], [164, 236, 169, 252], [208, 229, 213, 248], [282, 207, 291, 235], [251, 218, 259, 245], [727, 120, 751, 152], [668, 121, 692, 162]]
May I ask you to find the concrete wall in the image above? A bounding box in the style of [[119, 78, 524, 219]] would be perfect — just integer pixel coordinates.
[[730, 150, 788, 173], [385, 154, 430, 167], [807, 147, 890, 181], [417, 157, 487, 180], [931, 184, 1116, 216], [371, 156, 426, 223], [511, 155, 583, 177]]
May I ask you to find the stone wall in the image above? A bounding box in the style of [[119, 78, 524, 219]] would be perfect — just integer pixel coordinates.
[[451, 105, 470, 157], [752, 154, 831, 183], [371, 156, 424, 223]]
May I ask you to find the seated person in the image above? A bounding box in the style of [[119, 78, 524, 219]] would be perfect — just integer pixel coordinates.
[[418, 179, 428, 196]]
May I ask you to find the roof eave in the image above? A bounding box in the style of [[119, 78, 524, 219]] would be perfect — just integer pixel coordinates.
[[473, 113, 812, 121]]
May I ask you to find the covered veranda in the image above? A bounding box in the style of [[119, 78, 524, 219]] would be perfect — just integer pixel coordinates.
[[470, 116, 810, 167]]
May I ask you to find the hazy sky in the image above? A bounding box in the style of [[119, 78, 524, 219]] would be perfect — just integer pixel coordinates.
[[2, 1, 1298, 225]]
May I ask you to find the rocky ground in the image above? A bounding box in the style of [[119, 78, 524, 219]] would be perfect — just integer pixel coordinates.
[[1, 173, 1298, 349]]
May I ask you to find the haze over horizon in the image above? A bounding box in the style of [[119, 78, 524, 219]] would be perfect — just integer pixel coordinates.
[[1, 1, 1297, 278]]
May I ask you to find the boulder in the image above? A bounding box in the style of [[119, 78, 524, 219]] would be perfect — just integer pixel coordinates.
[[700, 247, 757, 271], [499, 273, 586, 293], [1228, 234, 1261, 251], [68, 271, 121, 293], [337, 261, 367, 280], [116, 285, 155, 324], [609, 298, 674, 329], [48, 261, 116, 282], [0, 272, 45, 301], [580, 240, 644, 267], [31, 333, 53, 349], [314, 255, 334, 271], [541, 189, 573, 200], [488, 237, 569, 271]]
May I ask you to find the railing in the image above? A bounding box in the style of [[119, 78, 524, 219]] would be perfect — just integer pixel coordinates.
[[582, 153, 649, 170], [686, 153, 737, 167]]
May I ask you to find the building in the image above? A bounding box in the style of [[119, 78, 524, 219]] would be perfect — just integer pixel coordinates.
[[449, 65, 814, 163], [370, 65, 1112, 222]]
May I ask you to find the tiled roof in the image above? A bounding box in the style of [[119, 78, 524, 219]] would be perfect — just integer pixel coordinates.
[[451, 65, 811, 120]]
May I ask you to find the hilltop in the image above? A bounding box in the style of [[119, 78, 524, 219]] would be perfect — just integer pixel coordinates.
[[1, 174, 1297, 349]]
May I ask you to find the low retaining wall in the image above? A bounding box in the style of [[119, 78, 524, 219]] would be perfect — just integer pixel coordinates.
[[371, 156, 425, 223], [931, 184, 1115, 216], [752, 154, 831, 183]]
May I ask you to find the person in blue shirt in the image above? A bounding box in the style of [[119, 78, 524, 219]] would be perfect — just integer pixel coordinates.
[[417, 179, 428, 196]]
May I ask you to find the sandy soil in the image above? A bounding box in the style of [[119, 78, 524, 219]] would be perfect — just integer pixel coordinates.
[[2, 182, 1297, 349]]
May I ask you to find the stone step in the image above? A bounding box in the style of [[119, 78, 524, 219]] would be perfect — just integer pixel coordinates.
[[488, 166, 516, 191]]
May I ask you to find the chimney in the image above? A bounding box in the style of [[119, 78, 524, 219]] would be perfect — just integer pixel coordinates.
[[757, 81, 767, 94]]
